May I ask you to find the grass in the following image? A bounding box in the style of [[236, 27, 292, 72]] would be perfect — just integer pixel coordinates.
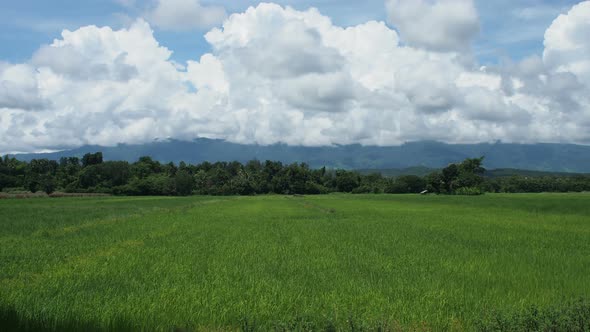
[[1, 194, 589, 331]]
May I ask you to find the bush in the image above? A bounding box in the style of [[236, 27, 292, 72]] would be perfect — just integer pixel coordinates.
[[135, 175, 175, 196], [384, 181, 407, 194], [385, 175, 426, 194], [304, 181, 329, 195], [82, 186, 112, 194], [1, 187, 27, 194], [334, 171, 360, 193], [112, 184, 139, 196], [40, 176, 56, 195], [42, 182, 56, 195], [64, 182, 80, 193], [352, 185, 378, 194], [455, 187, 484, 196]]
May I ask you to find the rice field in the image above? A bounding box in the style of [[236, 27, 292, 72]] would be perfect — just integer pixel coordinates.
[[1, 194, 589, 331]]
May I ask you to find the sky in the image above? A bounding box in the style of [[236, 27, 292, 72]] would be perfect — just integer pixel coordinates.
[[0, 0, 589, 153]]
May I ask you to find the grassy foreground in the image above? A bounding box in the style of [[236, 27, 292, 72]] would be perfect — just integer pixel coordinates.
[[1, 194, 589, 331]]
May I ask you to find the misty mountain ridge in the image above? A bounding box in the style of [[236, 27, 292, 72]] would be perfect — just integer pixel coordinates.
[[10, 139, 590, 173]]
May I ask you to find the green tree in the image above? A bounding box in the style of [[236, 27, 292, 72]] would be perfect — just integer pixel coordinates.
[[193, 170, 209, 195], [441, 163, 459, 193], [425, 171, 443, 193], [82, 152, 103, 167], [175, 170, 194, 196], [334, 170, 360, 193], [41, 175, 56, 194], [459, 157, 485, 175]]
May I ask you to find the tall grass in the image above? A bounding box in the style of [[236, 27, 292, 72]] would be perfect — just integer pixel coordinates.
[[1, 194, 589, 330]]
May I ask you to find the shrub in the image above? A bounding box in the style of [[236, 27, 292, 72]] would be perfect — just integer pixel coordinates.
[[112, 184, 139, 196], [385, 175, 426, 194], [455, 187, 484, 196], [1, 187, 27, 194], [351, 185, 371, 194], [64, 182, 80, 193], [41, 176, 56, 195], [351, 185, 380, 194], [304, 181, 329, 195]]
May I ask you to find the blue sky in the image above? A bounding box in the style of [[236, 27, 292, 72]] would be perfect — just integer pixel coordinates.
[[0, 0, 581, 65], [1, 0, 589, 152]]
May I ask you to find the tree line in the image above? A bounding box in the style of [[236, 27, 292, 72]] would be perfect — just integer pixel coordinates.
[[1, 153, 589, 196]]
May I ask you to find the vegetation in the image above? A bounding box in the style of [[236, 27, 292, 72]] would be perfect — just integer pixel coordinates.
[[476, 298, 590, 332], [1, 194, 589, 331], [3, 153, 590, 196]]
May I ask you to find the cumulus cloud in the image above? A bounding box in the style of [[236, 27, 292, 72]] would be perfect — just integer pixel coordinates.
[[145, 0, 226, 31], [385, 0, 479, 52], [0, 20, 189, 152], [543, 1, 590, 85], [1, 2, 590, 153], [0, 64, 48, 110]]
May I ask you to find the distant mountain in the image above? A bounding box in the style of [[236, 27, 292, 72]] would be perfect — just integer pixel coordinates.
[[10, 139, 590, 173], [483, 169, 589, 178], [359, 168, 589, 178], [358, 167, 437, 177]]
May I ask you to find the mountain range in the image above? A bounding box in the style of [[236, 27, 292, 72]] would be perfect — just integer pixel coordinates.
[[11, 139, 590, 173]]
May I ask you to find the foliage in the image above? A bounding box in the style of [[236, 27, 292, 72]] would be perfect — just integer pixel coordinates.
[[385, 175, 425, 194], [424, 157, 486, 194], [483, 175, 590, 193], [455, 186, 484, 196], [334, 170, 360, 193], [81, 152, 103, 167], [2, 153, 590, 196], [174, 170, 194, 196]]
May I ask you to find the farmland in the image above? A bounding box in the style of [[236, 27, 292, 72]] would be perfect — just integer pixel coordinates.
[[1, 194, 589, 331]]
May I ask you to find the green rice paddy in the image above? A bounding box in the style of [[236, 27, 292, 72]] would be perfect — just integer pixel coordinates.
[[1, 194, 589, 330]]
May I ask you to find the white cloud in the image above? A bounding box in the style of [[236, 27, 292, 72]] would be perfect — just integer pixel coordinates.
[[385, 0, 479, 52], [113, 0, 136, 9], [543, 1, 590, 85], [0, 64, 47, 110], [1, 2, 590, 153], [512, 5, 569, 21], [145, 0, 226, 31], [186, 54, 228, 93], [0, 20, 190, 152]]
